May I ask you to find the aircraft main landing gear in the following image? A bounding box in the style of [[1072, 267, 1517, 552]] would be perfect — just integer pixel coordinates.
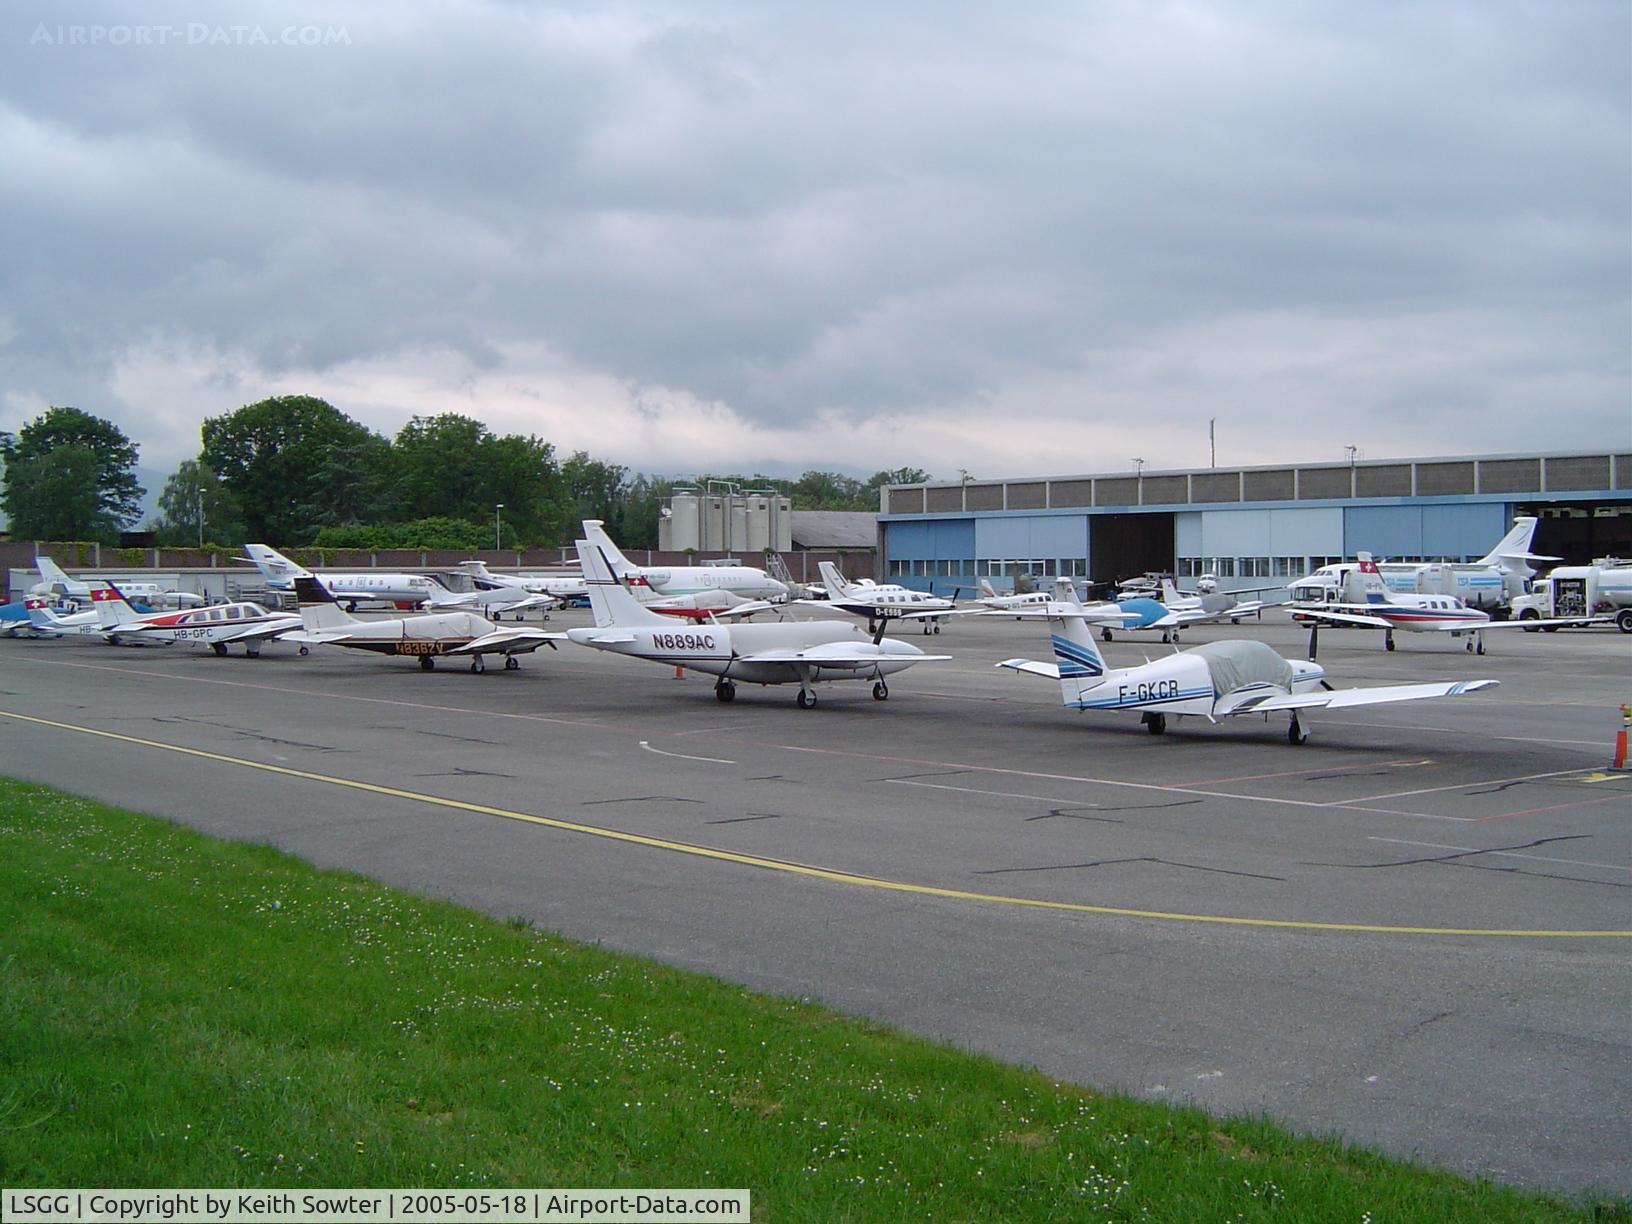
[[796, 689, 817, 709], [1288, 711, 1309, 745], [212, 642, 229, 656], [298, 645, 310, 656], [872, 681, 889, 700], [715, 679, 736, 703], [470, 655, 486, 673], [1142, 712, 1166, 735], [420, 655, 436, 671], [505, 655, 520, 670]]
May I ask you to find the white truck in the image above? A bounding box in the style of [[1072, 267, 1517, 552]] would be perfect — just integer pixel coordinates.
[[1511, 561, 1632, 633]]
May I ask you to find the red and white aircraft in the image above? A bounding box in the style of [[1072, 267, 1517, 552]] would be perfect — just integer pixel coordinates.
[[1291, 554, 1594, 655]]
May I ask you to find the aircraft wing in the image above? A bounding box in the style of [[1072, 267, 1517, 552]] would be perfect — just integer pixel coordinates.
[[219, 619, 306, 644], [994, 657, 1061, 680], [990, 605, 1139, 623], [707, 600, 778, 619], [736, 644, 953, 666], [1288, 607, 1397, 630], [1225, 679, 1499, 714], [444, 628, 568, 657], [1475, 616, 1613, 631], [895, 607, 984, 620]]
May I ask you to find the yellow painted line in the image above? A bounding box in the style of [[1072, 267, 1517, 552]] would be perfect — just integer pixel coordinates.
[[2, 708, 1628, 939], [1576, 771, 1632, 784]]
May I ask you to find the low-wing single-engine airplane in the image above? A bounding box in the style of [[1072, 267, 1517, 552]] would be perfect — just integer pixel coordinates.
[[287, 577, 565, 671], [996, 592, 1497, 744], [1290, 554, 1594, 655], [566, 541, 949, 707]]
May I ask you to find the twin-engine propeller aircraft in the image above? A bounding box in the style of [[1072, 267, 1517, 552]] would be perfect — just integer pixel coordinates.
[[802, 561, 977, 634], [288, 577, 564, 672], [566, 541, 949, 707], [997, 592, 1497, 744], [88, 586, 302, 655], [1290, 554, 1593, 655]]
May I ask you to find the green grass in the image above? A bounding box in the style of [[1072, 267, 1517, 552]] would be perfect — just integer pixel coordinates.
[[0, 777, 1620, 1222]]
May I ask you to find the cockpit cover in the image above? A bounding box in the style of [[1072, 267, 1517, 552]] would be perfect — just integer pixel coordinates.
[[1189, 639, 1294, 697]]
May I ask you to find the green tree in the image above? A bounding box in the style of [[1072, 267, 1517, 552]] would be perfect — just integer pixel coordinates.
[[561, 451, 628, 533], [152, 459, 245, 547], [201, 396, 386, 543], [392, 415, 564, 545], [0, 407, 145, 540]]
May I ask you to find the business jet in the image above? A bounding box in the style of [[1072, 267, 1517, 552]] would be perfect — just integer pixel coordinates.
[[32, 556, 203, 609], [241, 544, 472, 611], [580, 520, 791, 617], [566, 541, 949, 707], [996, 590, 1497, 745], [1290, 554, 1592, 655], [287, 577, 565, 671]]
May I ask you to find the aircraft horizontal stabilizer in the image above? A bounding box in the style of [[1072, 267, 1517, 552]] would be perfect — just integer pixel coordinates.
[[737, 646, 953, 666], [443, 629, 567, 656], [995, 658, 1062, 680]]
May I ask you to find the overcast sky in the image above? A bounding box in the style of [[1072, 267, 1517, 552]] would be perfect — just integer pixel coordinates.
[[2, 0, 1627, 501]]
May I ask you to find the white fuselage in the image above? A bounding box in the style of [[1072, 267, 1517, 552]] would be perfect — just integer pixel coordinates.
[[1059, 650, 1326, 717], [625, 566, 788, 604], [566, 620, 927, 685]]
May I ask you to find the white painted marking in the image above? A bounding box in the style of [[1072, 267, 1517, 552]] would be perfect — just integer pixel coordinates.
[[639, 740, 735, 765], [1329, 769, 1590, 807], [1368, 837, 1632, 873]]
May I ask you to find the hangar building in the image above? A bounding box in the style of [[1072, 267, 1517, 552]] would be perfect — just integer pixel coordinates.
[[879, 450, 1632, 594]]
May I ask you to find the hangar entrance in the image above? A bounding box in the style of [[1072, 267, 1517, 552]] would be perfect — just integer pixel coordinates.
[[1522, 503, 1632, 565], [1090, 512, 1174, 590]]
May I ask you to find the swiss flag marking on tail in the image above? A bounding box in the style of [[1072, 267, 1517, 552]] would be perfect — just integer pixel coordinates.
[[25, 598, 45, 609], [1358, 559, 1380, 574], [90, 587, 120, 601]]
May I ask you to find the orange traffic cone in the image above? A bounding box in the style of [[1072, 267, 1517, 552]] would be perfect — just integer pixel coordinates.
[[1612, 704, 1631, 771]]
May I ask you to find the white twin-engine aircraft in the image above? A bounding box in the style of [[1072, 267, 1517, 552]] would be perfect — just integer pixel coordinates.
[[804, 561, 976, 634], [997, 594, 1497, 745], [288, 577, 565, 672], [566, 541, 948, 707]]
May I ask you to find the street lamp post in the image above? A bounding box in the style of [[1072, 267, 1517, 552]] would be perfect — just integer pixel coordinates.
[[494, 504, 504, 553]]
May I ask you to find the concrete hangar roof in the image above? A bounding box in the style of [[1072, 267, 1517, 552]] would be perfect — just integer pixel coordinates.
[[880, 451, 1631, 516]]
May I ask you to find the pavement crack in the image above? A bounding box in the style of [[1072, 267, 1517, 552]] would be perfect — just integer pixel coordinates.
[[1024, 807, 1126, 825], [1308, 835, 1590, 869], [705, 813, 784, 824], [976, 858, 1285, 882], [582, 795, 706, 806]]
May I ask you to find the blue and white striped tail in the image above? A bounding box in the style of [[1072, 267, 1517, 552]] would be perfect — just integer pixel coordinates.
[[1051, 632, 1104, 679]]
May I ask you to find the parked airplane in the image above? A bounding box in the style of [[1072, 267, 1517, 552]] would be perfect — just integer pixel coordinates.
[[566, 541, 949, 707], [580, 520, 791, 617], [23, 587, 173, 642], [996, 594, 1498, 744], [1290, 554, 1592, 655], [975, 578, 1055, 612], [32, 556, 203, 608], [287, 577, 565, 672], [85, 587, 302, 656], [802, 561, 976, 634], [1287, 518, 1555, 610], [241, 544, 472, 611], [1158, 578, 1275, 623], [454, 560, 587, 614]]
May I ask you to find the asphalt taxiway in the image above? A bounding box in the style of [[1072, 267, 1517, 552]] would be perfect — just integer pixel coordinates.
[[1, 609, 1627, 1196]]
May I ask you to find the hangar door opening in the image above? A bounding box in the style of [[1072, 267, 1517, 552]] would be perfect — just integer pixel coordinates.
[[1090, 513, 1174, 589]]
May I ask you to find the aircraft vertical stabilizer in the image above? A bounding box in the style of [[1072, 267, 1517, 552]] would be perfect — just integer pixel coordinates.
[[580, 521, 640, 580], [575, 541, 671, 628], [293, 576, 358, 630], [1048, 610, 1109, 707]]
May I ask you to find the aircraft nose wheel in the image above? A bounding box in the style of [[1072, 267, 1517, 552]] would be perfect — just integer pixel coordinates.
[[872, 681, 889, 701], [715, 680, 737, 703], [796, 689, 817, 709], [420, 656, 436, 671]]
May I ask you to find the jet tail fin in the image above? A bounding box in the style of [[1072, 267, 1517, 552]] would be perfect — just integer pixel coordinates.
[[580, 520, 638, 579], [244, 544, 312, 584], [575, 541, 671, 628], [1347, 553, 1392, 603]]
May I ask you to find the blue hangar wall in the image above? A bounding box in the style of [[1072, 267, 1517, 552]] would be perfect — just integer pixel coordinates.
[[881, 501, 1520, 595]]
